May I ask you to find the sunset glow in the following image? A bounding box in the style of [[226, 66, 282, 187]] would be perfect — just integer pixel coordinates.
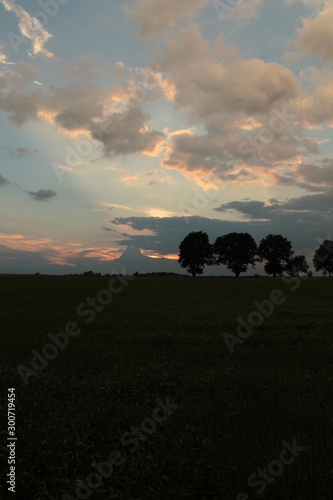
[[0, 0, 332, 274]]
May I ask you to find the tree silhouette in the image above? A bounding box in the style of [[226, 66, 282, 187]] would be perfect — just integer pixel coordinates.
[[258, 234, 294, 277], [178, 231, 213, 277], [313, 240, 333, 277], [214, 232, 257, 277], [285, 255, 309, 276]]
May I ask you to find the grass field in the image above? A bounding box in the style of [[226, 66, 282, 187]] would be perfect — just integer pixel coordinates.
[[0, 275, 333, 499]]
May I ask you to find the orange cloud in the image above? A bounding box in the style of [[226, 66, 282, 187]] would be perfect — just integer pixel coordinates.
[[0, 234, 122, 266], [83, 248, 122, 261], [146, 208, 176, 217], [141, 249, 179, 260]]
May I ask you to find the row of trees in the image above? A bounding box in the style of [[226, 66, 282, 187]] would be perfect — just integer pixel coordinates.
[[178, 232, 333, 278]]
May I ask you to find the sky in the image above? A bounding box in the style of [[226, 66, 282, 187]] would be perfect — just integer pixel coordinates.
[[0, 0, 332, 275]]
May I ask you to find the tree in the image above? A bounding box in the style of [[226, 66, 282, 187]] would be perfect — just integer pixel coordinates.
[[313, 240, 333, 277], [214, 232, 257, 277], [258, 234, 294, 277], [285, 255, 309, 276], [178, 231, 213, 277]]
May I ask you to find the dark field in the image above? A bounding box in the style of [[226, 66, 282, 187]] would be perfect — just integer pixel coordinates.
[[0, 275, 333, 499]]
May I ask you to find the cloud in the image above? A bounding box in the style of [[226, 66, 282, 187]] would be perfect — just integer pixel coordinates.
[[163, 130, 238, 176], [28, 189, 57, 201], [158, 25, 299, 124], [297, 159, 333, 187], [215, 191, 333, 221], [162, 118, 319, 188], [0, 233, 180, 274], [0, 23, 326, 187], [124, 0, 264, 41], [0, 86, 43, 126], [290, 1, 333, 62], [0, 67, 166, 158], [0, 172, 10, 186], [0, 171, 23, 189], [0, 0, 53, 58], [296, 69, 333, 126], [215, 199, 273, 220], [48, 82, 107, 131], [0, 171, 57, 202], [63, 55, 102, 80], [3, 146, 37, 158], [0, 45, 14, 65], [0, 79, 109, 129], [0, 233, 122, 270], [15, 60, 39, 82], [93, 107, 164, 157], [123, 0, 211, 40]]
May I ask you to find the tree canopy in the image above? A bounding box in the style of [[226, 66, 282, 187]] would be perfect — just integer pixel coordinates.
[[313, 240, 333, 277], [257, 234, 294, 277], [214, 232, 257, 278], [285, 255, 309, 276], [178, 231, 213, 277]]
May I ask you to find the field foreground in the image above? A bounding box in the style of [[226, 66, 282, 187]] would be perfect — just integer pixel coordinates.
[[0, 275, 333, 499]]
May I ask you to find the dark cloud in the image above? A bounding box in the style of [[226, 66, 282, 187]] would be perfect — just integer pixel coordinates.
[[93, 107, 164, 157], [215, 200, 271, 220], [0, 172, 9, 186], [270, 173, 324, 193], [108, 205, 333, 263], [0, 173, 55, 202], [297, 159, 333, 187], [28, 189, 57, 201], [47, 82, 107, 131], [3, 146, 37, 158], [215, 191, 333, 222]]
